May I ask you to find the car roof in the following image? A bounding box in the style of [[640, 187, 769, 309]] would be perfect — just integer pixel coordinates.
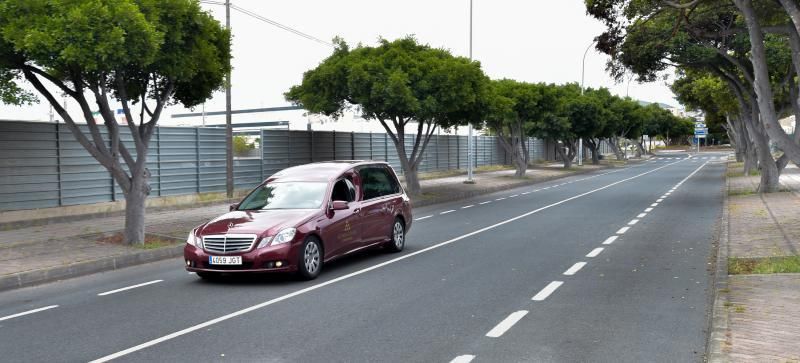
[[265, 160, 390, 183]]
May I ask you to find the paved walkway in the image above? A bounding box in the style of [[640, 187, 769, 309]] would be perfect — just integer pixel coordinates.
[[718, 162, 800, 361], [0, 164, 606, 289]]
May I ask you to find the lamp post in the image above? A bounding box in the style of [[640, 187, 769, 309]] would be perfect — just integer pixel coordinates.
[[465, 0, 475, 184], [579, 40, 596, 166]]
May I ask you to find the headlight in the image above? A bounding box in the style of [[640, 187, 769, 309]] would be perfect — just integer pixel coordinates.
[[186, 231, 202, 248], [257, 228, 297, 248]]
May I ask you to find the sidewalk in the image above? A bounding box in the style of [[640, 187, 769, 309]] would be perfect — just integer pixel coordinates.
[[708, 162, 800, 362], [0, 162, 613, 291]]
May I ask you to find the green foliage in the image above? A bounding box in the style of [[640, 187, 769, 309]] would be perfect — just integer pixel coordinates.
[[286, 36, 488, 129], [233, 135, 255, 156]]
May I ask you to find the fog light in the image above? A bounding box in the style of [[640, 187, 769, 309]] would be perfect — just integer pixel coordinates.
[[275, 261, 283, 267], [186, 260, 191, 266]]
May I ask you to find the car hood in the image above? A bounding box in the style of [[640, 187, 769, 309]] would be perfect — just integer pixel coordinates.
[[198, 209, 318, 237]]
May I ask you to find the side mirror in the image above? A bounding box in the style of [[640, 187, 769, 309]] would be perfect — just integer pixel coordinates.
[[229, 203, 240, 212], [331, 200, 349, 210]]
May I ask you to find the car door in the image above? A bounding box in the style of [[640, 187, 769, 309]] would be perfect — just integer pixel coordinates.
[[320, 176, 362, 258], [357, 166, 399, 244]]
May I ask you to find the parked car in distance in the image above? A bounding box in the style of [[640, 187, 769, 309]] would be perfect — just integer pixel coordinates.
[[184, 161, 412, 280]]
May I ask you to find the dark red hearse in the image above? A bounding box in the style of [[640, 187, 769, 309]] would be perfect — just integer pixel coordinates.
[[184, 161, 412, 280]]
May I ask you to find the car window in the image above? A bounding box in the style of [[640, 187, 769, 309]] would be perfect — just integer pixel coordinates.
[[331, 178, 355, 202], [237, 182, 327, 210], [360, 167, 400, 200]]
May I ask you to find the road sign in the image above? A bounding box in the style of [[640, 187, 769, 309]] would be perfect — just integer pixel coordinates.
[[694, 123, 706, 129], [694, 128, 707, 135], [696, 134, 707, 138]]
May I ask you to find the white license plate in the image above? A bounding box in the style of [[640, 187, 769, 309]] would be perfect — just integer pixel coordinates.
[[209, 256, 242, 265]]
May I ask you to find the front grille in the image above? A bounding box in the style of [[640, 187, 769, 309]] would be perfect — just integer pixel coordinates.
[[202, 234, 257, 254]]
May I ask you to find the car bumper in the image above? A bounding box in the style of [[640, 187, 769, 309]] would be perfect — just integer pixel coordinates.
[[184, 242, 298, 273]]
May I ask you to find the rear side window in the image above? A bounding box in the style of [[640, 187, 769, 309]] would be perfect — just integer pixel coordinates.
[[360, 166, 400, 200]]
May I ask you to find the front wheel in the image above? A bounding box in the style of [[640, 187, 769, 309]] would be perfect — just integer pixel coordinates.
[[298, 236, 323, 280], [386, 218, 405, 253]]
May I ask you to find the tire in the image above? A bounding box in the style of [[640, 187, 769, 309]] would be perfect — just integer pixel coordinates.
[[196, 271, 218, 280], [298, 236, 323, 280], [386, 218, 405, 253]]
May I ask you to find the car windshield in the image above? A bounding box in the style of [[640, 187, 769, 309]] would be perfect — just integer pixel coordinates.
[[237, 182, 327, 210]]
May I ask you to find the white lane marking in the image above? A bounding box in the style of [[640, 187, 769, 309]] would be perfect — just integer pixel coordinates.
[[532, 189, 541, 192], [651, 203, 659, 207], [660, 195, 667, 199], [532, 281, 564, 301], [486, 310, 529, 338], [479, 201, 491, 205], [496, 197, 506, 201], [415, 215, 433, 221], [509, 194, 519, 198], [563, 262, 587, 276], [602, 236, 618, 245], [645, 207, 653, 212], [637, 213, 647, 218], [450, 355, 476, 363], [628, 219, 639, 226], [616, 227, 630, 234], [542, 187, 550, 190], [91, 159, 685, 363], [0, 305, 59, 322], [461, 205, 474, 209], [656, 198, 664, 202], [441, 210, 456, 215], [521, 191, 531, 195], [98, 280, 164, 296], [586, 247, 604, 258]]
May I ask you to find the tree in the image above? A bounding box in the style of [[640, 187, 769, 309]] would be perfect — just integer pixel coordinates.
[[286, 37, 488, 195], [0, 0, 231, 243], [564, 89, 609, 164]]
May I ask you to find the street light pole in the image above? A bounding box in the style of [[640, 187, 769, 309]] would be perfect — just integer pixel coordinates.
[[579, 40, 596, 167], [225, 0, 233, 198], [466, 0, 475, 184]]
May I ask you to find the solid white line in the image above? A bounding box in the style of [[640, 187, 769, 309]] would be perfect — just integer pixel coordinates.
[[415, 215, 433, 221], [450, 355, 476, 363], [586, 247, 604, 258], [461, 205, 474, 209], [616, 227, 630, 234], [532, 281, 564, 301], [563, 262, 587, 276], [645, 207, 653, 212], [602, 236, 618, 245], [441, 210, 456, 215], [98, 280, 163, 296], [0, 305, 59, 322], [651, 203, 659, 207], [91, 158, 685, 363], [486, 310, 529, 338], [479, 201, 491, 205], [628, 219, 639, 226]]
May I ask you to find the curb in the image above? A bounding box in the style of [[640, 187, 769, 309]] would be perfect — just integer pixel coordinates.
[[0, 161, 634, 293], [0, 245, 184, 293], [706, 164, 731, 362]]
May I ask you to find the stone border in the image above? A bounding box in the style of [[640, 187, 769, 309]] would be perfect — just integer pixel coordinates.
[[0, 245, 184, 293], [707, 164, 731, 362], [0, 162, 634, 292]]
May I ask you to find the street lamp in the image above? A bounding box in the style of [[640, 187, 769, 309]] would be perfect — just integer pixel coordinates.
[[579, 40, 596, 166], [465, 0, 476, 184]]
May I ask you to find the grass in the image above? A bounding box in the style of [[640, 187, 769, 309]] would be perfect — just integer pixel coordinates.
[[726, 169, 761, 177], [728, 256, 800, 274], [96, 232, 182, 249], [727, 188, 757, 196]]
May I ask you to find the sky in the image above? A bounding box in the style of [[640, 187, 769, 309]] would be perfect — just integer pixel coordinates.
[[0, 0, 679, 128]]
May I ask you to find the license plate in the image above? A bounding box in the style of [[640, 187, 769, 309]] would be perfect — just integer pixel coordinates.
[[209, 256, 242, 265]]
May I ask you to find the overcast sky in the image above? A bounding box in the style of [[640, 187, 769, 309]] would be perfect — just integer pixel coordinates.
[[0, 0, 679, 125]]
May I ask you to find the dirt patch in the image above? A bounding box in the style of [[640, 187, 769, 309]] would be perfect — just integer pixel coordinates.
[[96, 232, 183, 250]]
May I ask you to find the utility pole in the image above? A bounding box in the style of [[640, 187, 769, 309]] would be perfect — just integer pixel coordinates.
[[225, 0, 233, 198], [465, 0, 475, 184]]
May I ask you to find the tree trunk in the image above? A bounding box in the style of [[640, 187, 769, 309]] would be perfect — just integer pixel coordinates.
[[743, 114, 780, 192], [124, 179, 148, 244], [734, 0, 800, 165], [635, 141, 645, 158], [607, 136, 625, 160], [586, 139, 600, 165]]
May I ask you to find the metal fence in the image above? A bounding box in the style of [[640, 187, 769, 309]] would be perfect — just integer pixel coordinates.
[[0, 121, 551, 212]]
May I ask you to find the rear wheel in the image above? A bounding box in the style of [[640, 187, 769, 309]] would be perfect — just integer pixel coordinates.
[[298, 236, 323, 280], [386, 218, 405, 253]]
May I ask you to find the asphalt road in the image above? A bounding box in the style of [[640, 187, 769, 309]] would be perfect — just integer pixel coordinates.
[[0, 153, 727, 363]]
